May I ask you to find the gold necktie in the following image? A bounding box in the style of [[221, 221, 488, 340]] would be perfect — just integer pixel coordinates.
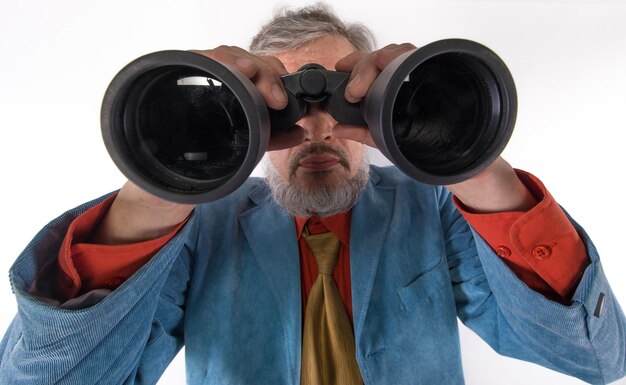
[[301, 229, 362, 385]]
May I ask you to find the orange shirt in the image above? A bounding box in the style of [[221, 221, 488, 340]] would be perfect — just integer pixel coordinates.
[[295, 213, 354, 322], [56, 170, 588, 307]]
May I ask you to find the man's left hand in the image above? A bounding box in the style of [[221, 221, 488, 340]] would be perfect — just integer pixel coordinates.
[[331, 43, 418, 148], [331, 43, 537, 213]]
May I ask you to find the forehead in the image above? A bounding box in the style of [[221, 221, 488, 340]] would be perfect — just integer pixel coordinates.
[[274, 35, 356, 72]]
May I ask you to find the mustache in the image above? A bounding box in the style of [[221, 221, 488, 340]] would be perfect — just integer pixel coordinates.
[[288, 143, 351, 177]]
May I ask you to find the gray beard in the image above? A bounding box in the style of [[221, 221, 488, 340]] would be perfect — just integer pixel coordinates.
[[264, 147, 370, 218]]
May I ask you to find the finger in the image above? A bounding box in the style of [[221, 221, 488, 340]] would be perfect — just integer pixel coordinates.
[[193, 47, 288, 110], [255, 56, 289, 110], [192, 46, 260, 80], [344, 43, 418, 103], [267, 125, 306, 151], [335, 51, 367, 72], [373, 43, 416, 70], [333, 124, 377, 148], [343, 44, 403, 102], [344, 53, 381, 103], [262, 55, 289, 76], [241, 54, 288, 109], [253, 65, 288, 110]]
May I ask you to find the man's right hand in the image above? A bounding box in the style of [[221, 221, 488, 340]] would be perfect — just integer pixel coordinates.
[[95, 46, 311, 245], [192, 46, 306, 151], [90, 181, 195, 245]]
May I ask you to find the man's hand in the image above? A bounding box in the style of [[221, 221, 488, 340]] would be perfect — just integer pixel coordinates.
[[94, 46, 313, 245], [192, 46, 306, 151], [332, 43, 418, 148], [331, 43, 535, 213], [192, 44, 535, 214], [196, 44, 422, 150], [91, 181, 195, 245], [445, 157, 537, 213]]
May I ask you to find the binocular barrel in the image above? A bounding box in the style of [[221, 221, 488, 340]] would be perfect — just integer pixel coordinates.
[[101, 39, 517, 204]]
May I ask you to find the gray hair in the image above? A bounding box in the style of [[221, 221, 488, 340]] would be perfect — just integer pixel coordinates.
[[249, 2, 376, 55]]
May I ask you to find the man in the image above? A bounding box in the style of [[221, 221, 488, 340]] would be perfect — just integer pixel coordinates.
[[0, 4, 624, 385]]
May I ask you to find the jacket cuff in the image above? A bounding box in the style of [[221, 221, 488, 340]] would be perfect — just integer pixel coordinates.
[[454, 170, 589, 301]]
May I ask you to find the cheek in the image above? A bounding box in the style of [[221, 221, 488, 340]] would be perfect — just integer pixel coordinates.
[[268, 151, 291, 178], [344, 142, 365, 175]]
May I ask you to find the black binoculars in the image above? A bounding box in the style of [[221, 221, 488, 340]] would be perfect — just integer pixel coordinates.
[[101, 39, 517, 204]]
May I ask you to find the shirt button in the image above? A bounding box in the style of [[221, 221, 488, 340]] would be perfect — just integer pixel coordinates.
[[495, 246, 512, 257], [532, 245, 552, 259]]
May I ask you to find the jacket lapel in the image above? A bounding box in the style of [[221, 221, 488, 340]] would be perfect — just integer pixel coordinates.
[[349, 171, 395, 344], [237, 170, 395, 378], [238, 184, 302, 382]]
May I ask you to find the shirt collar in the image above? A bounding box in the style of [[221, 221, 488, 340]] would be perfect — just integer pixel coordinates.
[[294, 210, 352, 246]]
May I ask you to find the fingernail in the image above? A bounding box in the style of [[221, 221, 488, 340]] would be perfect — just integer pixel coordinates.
[[272, 83, 286, 106], [348, 73, 361, 89], [346, 73, 361, 102]]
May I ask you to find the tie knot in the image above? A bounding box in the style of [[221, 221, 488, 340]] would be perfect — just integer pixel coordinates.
[[303, 231, 341, 275]]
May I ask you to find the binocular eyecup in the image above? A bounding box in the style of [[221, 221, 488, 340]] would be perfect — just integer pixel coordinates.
[[101, 39, 517, 204]]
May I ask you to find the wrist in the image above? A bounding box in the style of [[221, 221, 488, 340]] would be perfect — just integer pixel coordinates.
[[446, 158, 537, 213], [91, 182, 194, 245]]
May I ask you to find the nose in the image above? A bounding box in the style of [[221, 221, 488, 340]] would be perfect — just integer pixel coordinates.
[[298, 103, 337, 143]]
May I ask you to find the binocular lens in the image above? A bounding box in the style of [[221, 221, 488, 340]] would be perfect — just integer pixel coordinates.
[[124, 67, 250, 190], [102, 40, 515, 203], [392, 53, 498, 175], [113, 67, 255, 198], [102, 50, 270, 203]]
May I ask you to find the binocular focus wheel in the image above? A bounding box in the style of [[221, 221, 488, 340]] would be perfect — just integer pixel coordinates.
[[101, 39, 517, 203]]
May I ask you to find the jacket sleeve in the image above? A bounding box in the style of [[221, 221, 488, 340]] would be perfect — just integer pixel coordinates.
[[439, 187, 626, 384], [0, 194, 199, 385]]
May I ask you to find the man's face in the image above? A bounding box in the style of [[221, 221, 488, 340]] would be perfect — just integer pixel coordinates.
[[269, 35, 366, 191]]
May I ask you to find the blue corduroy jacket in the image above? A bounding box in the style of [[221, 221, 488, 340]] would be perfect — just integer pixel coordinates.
[[1, 166, 625, 384]]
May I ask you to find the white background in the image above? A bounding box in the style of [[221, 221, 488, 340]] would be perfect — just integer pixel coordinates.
[[0, 0, 625, 384]]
